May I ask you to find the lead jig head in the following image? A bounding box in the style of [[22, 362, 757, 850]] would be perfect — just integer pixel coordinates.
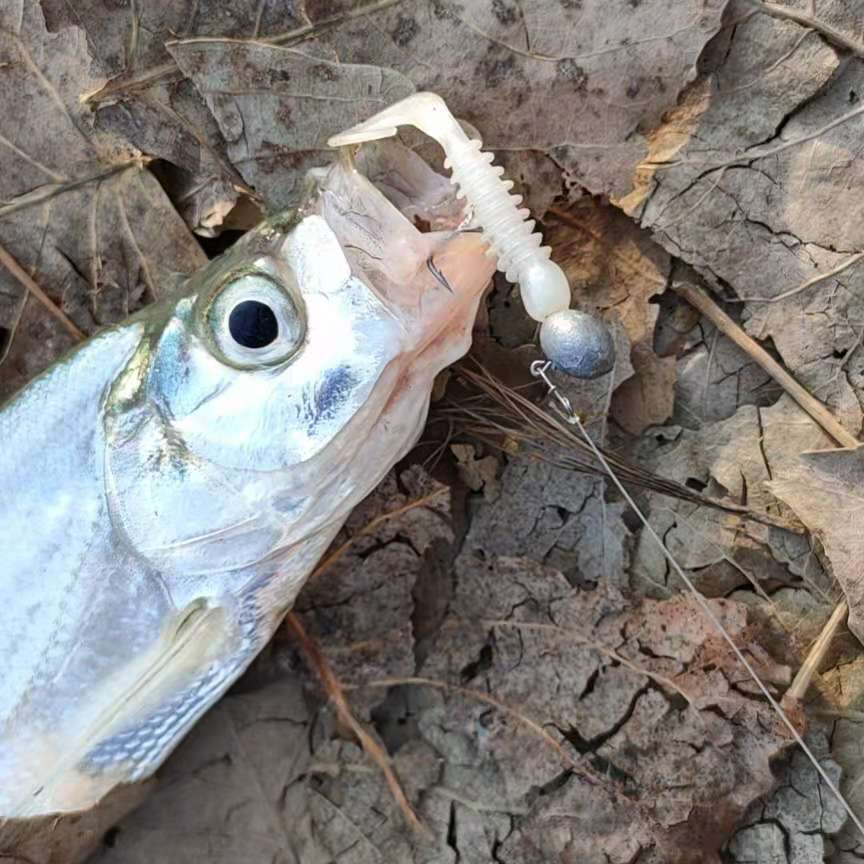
[[540, 308, 616, 380]]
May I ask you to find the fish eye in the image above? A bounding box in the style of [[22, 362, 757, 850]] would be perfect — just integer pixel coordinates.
[[228, 300, 279, 349], [206, 270, 305, 369]]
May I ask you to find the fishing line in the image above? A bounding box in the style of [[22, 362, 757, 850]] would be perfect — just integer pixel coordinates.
[[531, 361, 864, 841]]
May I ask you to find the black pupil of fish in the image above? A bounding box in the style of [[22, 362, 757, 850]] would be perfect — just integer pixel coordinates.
[[228, 300, 279, 349]]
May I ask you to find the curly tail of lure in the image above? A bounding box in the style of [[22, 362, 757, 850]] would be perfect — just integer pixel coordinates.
[[328, 92, 615, 380]]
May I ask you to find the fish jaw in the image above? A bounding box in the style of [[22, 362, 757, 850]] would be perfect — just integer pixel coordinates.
[[248, 176, 495, 616], [306, 147, 495, 361]]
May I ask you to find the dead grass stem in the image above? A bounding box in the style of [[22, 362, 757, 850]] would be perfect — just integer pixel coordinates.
[[284, 612, 428, 836]]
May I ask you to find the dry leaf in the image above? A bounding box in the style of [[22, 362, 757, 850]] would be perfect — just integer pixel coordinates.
[[727, 731, 845, 864], [418, 555, 792, 863], [547, 197, 676, 435], [632, 401, 831, 598], [830, 705, 864, 862], [671, 317, 777, 429], [769, 446, 864, 641], [0, 0, 205, 398], [461, 454, 632, 590], [0, 782, 152, 864], [43, 0, 320, 233], [451, 442, 500, 495], [94, 678, 314, 864], [309, 0, 729, 202], [291, 467, 454, 716], [623, 3, 864, 436], [169, 40, 415, 212]]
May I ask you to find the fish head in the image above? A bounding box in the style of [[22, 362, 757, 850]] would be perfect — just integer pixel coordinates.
[[105, 143, 494, 611]]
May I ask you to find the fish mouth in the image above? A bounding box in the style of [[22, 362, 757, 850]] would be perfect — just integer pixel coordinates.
[[303, 140, 496, 348]]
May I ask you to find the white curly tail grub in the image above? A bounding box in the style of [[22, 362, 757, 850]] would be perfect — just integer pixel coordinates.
[[328, 92, 571, 322]]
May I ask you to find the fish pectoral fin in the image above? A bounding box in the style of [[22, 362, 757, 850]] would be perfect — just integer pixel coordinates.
[[84, 604, 244, 770], [15, 602, 250, 817], [93, 601, 234, 738]]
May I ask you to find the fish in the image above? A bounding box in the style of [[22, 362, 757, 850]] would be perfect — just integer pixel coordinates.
[[0, 143, 495, 818]]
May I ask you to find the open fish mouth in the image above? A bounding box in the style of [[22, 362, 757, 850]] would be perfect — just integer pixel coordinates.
[[302, 139, 495, 354]]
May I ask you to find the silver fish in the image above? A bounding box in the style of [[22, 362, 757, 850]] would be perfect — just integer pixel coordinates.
[[0, 145, 494, 817]]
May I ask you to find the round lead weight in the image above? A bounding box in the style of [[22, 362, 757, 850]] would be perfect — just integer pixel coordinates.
[[539, 309, 616, 379]]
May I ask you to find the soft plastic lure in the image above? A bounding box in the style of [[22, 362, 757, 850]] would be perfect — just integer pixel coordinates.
[[329, 91, 615, 379]]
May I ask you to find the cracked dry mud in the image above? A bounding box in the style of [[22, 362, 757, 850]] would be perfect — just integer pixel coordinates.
[[91, 468, 793, 864]]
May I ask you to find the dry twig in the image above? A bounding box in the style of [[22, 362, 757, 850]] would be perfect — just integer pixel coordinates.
[[672, 281, 858, 713], [0, 242, 84, 341], [672, 280, 860, 449], [284, 612, 428, 836], [786, 600, 849, 703]]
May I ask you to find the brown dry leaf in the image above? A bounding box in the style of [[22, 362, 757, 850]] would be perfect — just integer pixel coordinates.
[[0, 0, 205, 399], [94, 678, 314, 864], [622, 2, 864, 434], [416, 555, 792, 863], [451, 442, 500, 495], [546, 198, 676, 435], [43, 0, 322, 233], [95, 679, 448, 864], [769, 446, 864, 642], [461, 449, 632, 590], [633, 409, 774, 597], [308, 0, 730, 202], [0, 782, 153, 864], [755, 0, 864, 45], [167, 39, 415, 212], [670, 315, 777, 429], [829, 676, 864, 862], [291, 467, 454, 716], [41, 0, 308, 76], [650, 268, 778, 429], [727, 730, 845, 864], [632, 400, 832, 599]]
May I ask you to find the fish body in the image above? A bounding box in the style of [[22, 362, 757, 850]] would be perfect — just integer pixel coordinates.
[[0, 146, 494, 817]]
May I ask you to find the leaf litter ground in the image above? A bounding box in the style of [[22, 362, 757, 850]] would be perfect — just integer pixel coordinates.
[[4, 0, 864, 862]]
